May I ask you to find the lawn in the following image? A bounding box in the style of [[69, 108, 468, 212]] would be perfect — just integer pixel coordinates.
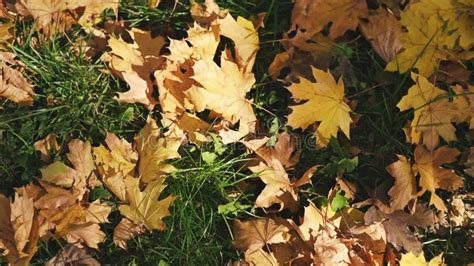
[[0, 0, 473, 265]]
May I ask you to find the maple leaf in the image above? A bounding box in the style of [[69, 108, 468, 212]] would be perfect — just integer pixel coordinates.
[[0, 192, 40, 265], [398, 73, 458, 150], [105, 28, 165, 109], [65, 0, 119, 27], [413, 145, 463, 212], [33, 134, 59, 162], [400, 252, 445, 266], [287, 67, 352, 147], [312, 231, 350, 265], [233, 218, 290, 254], [386, 155, 417, 211], [348, 223, 387, 266], [93, 133, 138, 179], [359, 8, 402, 62], [40, 139, 97, 195], [188, 52, 257, 141], [245, 134, 317, 211], [118, 176, 175, 230], [134, 117, 181, 184], [0, 52, 35, 105], [45, 244, 100, 266], [113, 218, 144, 250], [12, 0, 72, 36], [365, 204, 435, 255], [290, 0, 368, 41], [219, 14, 260, 72], [385, 7, 457, 77], [250, 132, 301, 169]]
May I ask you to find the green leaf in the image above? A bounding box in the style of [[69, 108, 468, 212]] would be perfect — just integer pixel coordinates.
[[331, 190, 348, 211], [201, 151, 217, 165]]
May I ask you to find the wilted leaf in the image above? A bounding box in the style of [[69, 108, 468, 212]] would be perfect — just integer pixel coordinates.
[[387, 155, 417, 211], [414, 145, 463, 212], [359, 8, 402, 62], [365, 204, 435, 255], [33, 134, 59, 162], [290, 0, 368, 41], [233, 218, 290, 253], [45, 244, 100, 266], [0, 52, 35, 105], [113, 218, 144, 250]]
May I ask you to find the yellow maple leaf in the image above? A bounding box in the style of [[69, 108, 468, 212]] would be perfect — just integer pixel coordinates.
[[118, 176, 175, 230], [287, 67, 352, 147], [134, 117, 181, 184], [385, 5, 457, 77], [413, 145, 463, 211], [398, 73, 457, 150], [188, 52, 256, 127], [105, 28, 165, 109], [219, 14, 259, 72], [400, 252, 445, 266]]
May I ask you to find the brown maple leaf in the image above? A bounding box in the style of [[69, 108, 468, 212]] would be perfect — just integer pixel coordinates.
[[233, 218, 290, 254], [364, 204, 435, 255], [0, 52, 35, 105]]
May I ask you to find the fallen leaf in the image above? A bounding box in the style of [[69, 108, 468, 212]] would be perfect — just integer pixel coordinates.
[[113, 218, 144, 250], [365, 204, 435, 255], [398, 73, 457, 150], [134, 117, 181, 184], [387, 155, 417, 211], [233, 218, 290, 253], [312, 231, 350, 265], [400, 251, 445, 266], [219, 14, 260, 72], [290, 0, 368, 41], [118, 177, 175, 230], [413, 145, 463, 211], [0, 52, 35, 105], [385, 6, 457, 77], [105, 28, 165, 109], [188, 52, 256, 141], [287, 67, 352, 147], [359, 8, 402, 62], [33, 134, 59, 162], [45, 244, 100, 266], [0, 192, 40, 265]]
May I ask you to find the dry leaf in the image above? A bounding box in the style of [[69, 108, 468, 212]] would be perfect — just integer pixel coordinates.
[[359, 8, 402, 62], [0, 192, 40, 265], [290, 0, 368, 41], [365, 204, 435, 255], [45, 244, 100, 266], [385, 5, 457, 77], [134, 117, 181, 184], [387, 155, 417, 211], [398, 73, 457, 150], [233, 218, 290, 253], [113, 218, 144, 250], [414, 145, 463, 212], [118, 177, 175, 230], [33, 134, 59, 162], [0, 52, 35, 105], [400, 251, 445, 266], [287, 67, 352, 147]]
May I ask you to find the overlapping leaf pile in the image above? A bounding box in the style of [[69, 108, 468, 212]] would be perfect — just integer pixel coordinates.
[[0, 118, 179, 264], [0, 0, 473, 264]]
